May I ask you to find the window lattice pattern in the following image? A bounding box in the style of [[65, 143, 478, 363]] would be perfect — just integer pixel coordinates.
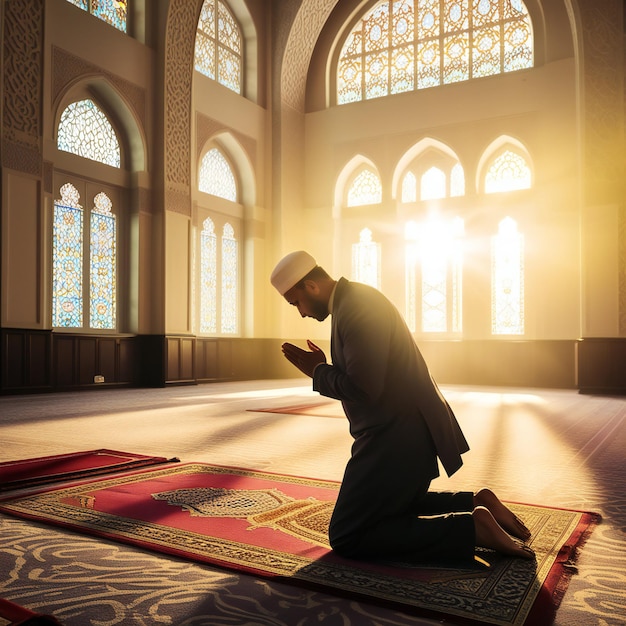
[[221, 223, 238, 334], [52, 183, 117, 330], [200, 218, 218, 333], [65, 0, 127, 32], [90, 193, 116, 329], [52, 184, 84, 328], [492, 217, 524, 334], [337, 0, 532, 104], [352, 228, 381, 289], [195, 0, 243, 94], [347, 169, 382, 206], [485, 149, 531, 193], [199, 148, 237, 201], [57, 99, 121, 168], [405, 218, 463, 334]]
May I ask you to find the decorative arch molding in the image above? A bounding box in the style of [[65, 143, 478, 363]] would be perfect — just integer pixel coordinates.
[[392, 138, 461, 200], [53, 76, 148, 173], [333, 154, 380, 216]]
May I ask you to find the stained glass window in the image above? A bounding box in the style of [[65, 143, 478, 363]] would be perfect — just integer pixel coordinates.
[[200, 217, 218, 333], [405, 217, 463, 333], [352, 228, 381, 289], [199, 148, 237, 200], [58, 99, 121, 168], [337, 0, 533, 104], [195, 0, 243, 95], [221, 223, 238, 334], [52, 184, 84, 328], [90, 193, 116, 329], [65, 0, 127, 33], [347, 169, 382, 206], [485, 149, 531, 193], [492, 217, 524, 334], [52, 183, 117, 330]]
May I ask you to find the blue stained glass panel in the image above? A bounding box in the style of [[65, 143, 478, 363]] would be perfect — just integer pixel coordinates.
[[90, 210, 116, 329], [52, 204, 84, 328]]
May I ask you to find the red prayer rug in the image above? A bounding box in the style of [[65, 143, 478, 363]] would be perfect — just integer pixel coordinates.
[[0, 450, 177, 493], [0, 598, 62, 625], [0, 463, 598, 626]]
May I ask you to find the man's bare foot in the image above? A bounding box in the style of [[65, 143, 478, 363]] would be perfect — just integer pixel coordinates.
[[473, 507, 535, 559], [474, 488, 531, 541]]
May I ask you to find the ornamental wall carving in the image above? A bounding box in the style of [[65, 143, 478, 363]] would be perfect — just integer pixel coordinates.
[[1, 0, 44, 176]]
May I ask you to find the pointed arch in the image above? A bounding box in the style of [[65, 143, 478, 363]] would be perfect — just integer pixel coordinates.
[[334, 154, 382, 215], [478, 135, 533, 193]]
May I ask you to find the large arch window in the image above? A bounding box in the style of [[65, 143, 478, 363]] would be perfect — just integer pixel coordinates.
[[52, 182, 117, 330], [65, 0, 127, 32], [57, 99, 121, 168], [484, 149, 531, 193], [347, 168, 383, 206], [195, 0, 243, 94], [199, 148, 237, 200], [337, 0, 533, 104], [400, 151, 465, 203]]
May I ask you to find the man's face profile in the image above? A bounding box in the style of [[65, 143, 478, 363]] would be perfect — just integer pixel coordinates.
[[285, 283, 329, 322]]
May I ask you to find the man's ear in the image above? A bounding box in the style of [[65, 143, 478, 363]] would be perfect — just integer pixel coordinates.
[[303, 279, 320, 295]]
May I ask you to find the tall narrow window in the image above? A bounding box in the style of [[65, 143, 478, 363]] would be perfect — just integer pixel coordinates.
[[200, 218, 218, 334], [347, 169, 382, 206], [199, 218, 239, 335], [421, 166, 446, 200], [405, 217, 463, 333], [492, 217, 524, 334], [52, 183, 117, 330], [199, 148, 237, 201], [221, 223, 238, 334], [352, 228, 381, 289], [337, 0, 533, 104], [65, 0, 127, 32], [485, 149, 531, 193], [401, 171, 417, 203], [195, 0, 243, 94], [57, 99, 121, 168]]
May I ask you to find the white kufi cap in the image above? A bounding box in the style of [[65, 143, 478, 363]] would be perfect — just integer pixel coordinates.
[[270, 251, 317, 296]]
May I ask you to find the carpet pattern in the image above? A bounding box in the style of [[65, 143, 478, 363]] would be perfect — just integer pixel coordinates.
[[0, 463, 597, 626]]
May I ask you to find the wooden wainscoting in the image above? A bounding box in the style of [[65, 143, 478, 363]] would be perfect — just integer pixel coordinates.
[[576, 338, 626, 394]]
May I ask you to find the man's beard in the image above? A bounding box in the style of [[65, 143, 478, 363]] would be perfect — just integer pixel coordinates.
[[310, 300, 330, 322]]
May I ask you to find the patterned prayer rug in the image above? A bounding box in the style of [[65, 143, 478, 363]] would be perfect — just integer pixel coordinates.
[[0, 463, 598, 626], [0, 449, 177, 493]]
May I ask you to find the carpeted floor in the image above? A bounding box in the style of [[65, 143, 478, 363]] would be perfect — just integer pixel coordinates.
[[0, 380, 624, 625]]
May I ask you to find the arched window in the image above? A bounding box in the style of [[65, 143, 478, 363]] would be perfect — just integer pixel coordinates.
[[399, 152, 465, 202], [199, 218, 239, 335], [57, 99, 121, 168], [485, 149, 531, 193], [337, 0, 533, 104], [421, 166, 446, 200], [52, 183, 117, 330], [347, 168, 383, 206], [195, 0, 243, 95], [199, 148, 237, 200], [65, 0, 127, 32], [352, 228, 381, 289], [492, 217, 524, 334], [405, 217, 464, 334]]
